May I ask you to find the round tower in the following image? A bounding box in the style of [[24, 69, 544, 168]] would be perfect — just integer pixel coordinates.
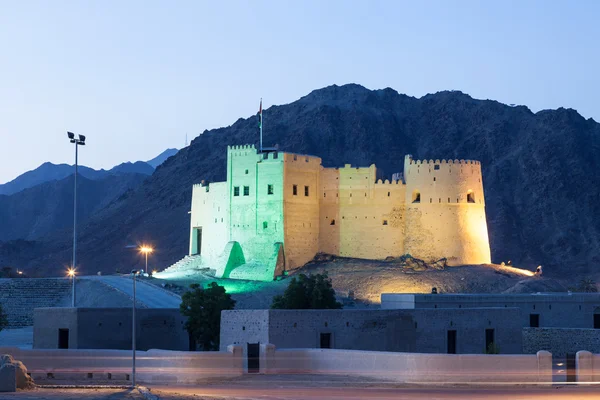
[[403, 155, 491, 265]]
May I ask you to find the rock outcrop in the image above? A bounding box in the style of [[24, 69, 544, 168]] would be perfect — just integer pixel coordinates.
[[0, 354, 34, 391]]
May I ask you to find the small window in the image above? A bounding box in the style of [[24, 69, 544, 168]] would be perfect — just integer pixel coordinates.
[[434, 165, 440, 170], [330, 219, 335, 225], [243, 186, 250, 196], [430, 198, 432, 203], [304, 186, 309, 196], [433, 177, 436, 181], [263, 221, 268, 229], [382, 220, 388, 225], [245, 169, 249, 174], [273, 153, 278, 159], [467, 190, 475, 203], [293, 155, 297, 161], [530, 314, 540, 328], [448, 198, 450, 203], [263, 153, 268, 159], [324, 193, 326, 198], [412, 190, 420, 203], [305, 157, 309, 162], [387, 192, 390, 197], [267, 184, 274, 195], [234, 186, 240, 196], [293, 185, 298, 195]]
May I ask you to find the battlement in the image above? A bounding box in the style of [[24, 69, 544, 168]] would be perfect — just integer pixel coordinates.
[[228, 144, 256, 151], [259, 151, 282, 161], [405, 155, 481, 166], [374, 179, 403, 186], [284, 153, 322, 166]]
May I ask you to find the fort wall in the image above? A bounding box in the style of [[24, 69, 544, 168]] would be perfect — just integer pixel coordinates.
[[283, 153, 322, 270], [403, 155, 490, 265], [185, 146, 492, 280]]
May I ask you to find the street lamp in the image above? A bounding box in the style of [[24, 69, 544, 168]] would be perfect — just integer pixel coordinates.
[[67, 268, 76, 307], [139, 246, 153, 275], [130, 269, 143, 388], [67, 132, 86, 289]]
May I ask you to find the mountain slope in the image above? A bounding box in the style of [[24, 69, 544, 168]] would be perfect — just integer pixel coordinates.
[[0, 162, 104, 195], [0, 149, 171, 196], [146, 148, 178, 168], [0, 173, 148, 241], [1, 84, 599, 280]]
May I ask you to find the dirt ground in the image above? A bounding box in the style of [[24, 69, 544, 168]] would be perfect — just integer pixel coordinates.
[[146, 257, 566, 308]]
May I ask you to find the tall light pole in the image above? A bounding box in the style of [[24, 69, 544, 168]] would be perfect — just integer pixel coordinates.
[[67, 268, 76, 307], [131, 269, 142, 388], [139, 246, 153, 275], [67, 132, 86, 294]]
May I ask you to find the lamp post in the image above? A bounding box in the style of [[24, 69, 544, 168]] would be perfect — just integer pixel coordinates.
[[139, 246, 153, 275], [131, 269, 142, 388], [67, 268, 76, 307], [67, 132, 86, 293]]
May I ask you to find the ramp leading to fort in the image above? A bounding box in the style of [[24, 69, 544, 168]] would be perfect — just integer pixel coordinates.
[[89, 276, 181, 308]]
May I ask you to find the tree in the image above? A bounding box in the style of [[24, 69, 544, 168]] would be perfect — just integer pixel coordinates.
[[180, 282, 236, 351], [0, 304, 8, 333], [578, 278, 598, 293], [271, 273, 342, 309]]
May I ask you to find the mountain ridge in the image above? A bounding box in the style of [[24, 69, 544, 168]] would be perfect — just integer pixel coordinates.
[[0, 148, 177, 196], [1, 84, 598, 281]]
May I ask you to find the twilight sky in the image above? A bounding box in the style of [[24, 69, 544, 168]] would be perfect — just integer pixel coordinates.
[[0, 0, 598, 184]]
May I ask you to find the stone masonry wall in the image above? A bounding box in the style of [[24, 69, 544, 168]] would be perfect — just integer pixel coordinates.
[[522, 328, 600, 357], [0, 279, 71, 327]]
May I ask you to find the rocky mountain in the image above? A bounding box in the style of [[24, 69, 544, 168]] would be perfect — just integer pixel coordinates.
[[146, 148, 178, 168], [0, 163, 104, 195], [0, 173, 148, 241], [1, 84, 599, 280], [0, 150, 172, 196]]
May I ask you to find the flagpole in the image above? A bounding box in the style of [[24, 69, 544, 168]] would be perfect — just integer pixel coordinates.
[[260, 98, 263, 153]]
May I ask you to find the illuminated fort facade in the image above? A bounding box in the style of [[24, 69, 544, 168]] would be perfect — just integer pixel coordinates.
[[183, 145, 491, 281]]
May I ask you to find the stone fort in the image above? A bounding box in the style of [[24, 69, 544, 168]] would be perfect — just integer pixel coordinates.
[[161, 145, 491, 281]]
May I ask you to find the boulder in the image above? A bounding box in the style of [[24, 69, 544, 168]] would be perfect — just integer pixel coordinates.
[[0, 354, 34, 389], [0, 355, 14, 366], [0, 363, 16, 392], [12, 361, 34, 389]]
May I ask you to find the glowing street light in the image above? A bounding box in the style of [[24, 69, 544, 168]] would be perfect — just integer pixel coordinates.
[[130, 269, 143, 388], [67, 132, 86, 286], [67, 268, 76, 307], [139, 246, 153, 275]]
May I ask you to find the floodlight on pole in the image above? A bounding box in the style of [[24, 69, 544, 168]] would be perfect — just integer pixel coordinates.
[[130, 269, 143, 388], [139, 246, 154, 274], [67, 131, 86, 308], [67, 268, 76, 307]]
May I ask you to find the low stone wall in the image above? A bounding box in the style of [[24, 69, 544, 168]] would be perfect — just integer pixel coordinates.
[[522, 328, 600, 357], [0, 346, 243, 384], [263, 346, 552, 383]]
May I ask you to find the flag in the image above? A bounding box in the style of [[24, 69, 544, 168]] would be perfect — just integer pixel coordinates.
[[257, 99, 262, 129]]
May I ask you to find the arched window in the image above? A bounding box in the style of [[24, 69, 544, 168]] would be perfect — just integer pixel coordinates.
[[412, 190, 421, 203], [467, 190, 475, 203]]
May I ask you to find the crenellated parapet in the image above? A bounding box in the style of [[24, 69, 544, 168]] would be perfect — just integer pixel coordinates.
[[374, 178, 403, 186], [406, 155, 481, 166], [228, 144, 256, 150]]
